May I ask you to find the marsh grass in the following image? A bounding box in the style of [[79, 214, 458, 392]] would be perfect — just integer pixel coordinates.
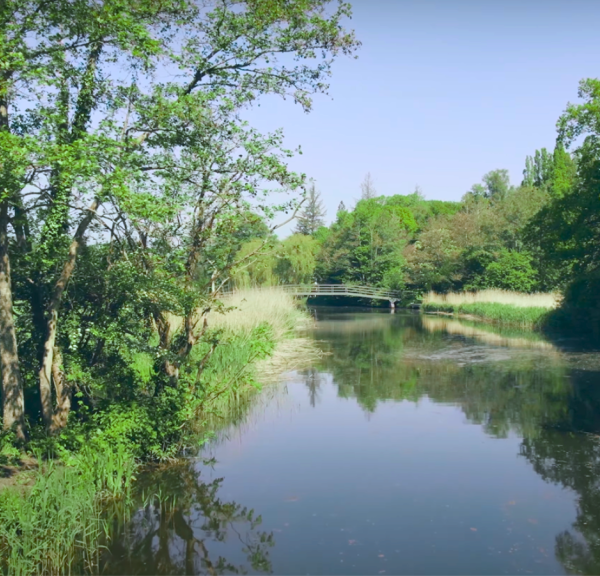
[[422, 301, 551, 327], [194, 288, 321, 432], [421, 290, 559, 327], [423, 289, 561, 309], [208, 288, 312, 337]]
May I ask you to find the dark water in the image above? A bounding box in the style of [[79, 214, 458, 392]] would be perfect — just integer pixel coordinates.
[[106, 310, 600, 575]]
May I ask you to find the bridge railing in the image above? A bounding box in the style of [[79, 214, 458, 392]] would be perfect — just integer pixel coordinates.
[[218, 284, 403, 300], [279, 284, 402, 300]]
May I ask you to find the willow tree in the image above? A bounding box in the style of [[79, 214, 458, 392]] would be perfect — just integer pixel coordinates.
[[0, 0, 359, 435]]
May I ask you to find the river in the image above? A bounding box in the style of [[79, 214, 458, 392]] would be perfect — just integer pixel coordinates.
[[104, 309, 600, 575]]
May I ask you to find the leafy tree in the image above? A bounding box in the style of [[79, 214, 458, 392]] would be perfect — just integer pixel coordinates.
[[526, 78, 600, 302], [522, 148, 553, 188], [232, 233, 318, 286], [274, 234, 319, 284], [467, 250, 539, 292], [319, 198, 416, 287], [295, 183, 326, 235], [482, 169, 511, 201], [550, 143, 577, 198], [0, 0, 359, 436], [386, 193, 460, 230], [522, 145, 576, 198]]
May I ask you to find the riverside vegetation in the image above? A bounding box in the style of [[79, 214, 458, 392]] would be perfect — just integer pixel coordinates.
[[0, 1, 358, 573], [1, 0, 600, 573], [0, 288, 313, 575], [421, 290, 561, 328]]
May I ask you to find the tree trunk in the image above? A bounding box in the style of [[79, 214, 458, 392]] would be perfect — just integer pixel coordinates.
[[50, 346, 70, 433], [155, 311, 181, 386], [38, 199, 98, 427], [0, 202, 26, 441]]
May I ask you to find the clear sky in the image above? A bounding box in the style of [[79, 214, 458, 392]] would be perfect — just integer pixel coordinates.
[[243, 0, 600, 232]]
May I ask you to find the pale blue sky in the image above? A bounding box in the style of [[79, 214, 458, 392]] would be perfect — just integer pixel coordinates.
[[244, 0, 600, 232]]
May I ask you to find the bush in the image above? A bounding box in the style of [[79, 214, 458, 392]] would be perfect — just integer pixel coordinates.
[[466, 250, 539, 293], [543, 268, 600, 337]]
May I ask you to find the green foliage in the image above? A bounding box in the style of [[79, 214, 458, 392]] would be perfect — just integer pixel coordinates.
[[318, 197, 417, 287], [0, 0, 359, 444], [482, 169, 512, 201], [524, 77, 600, 328], [0, 446, 135, 576], [274, 234, 319, 284], [466, 250, 539, 293], [232, 234, 319, 287]]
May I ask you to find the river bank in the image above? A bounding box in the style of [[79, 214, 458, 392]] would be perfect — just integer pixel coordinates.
[[421, 302, 551, 328], [0, 289, 316, 575], [420, 289, 559, 329]]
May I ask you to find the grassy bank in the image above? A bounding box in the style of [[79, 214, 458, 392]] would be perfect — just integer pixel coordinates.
[[422, 290, 559, 327], [0, 289, 313, 575]]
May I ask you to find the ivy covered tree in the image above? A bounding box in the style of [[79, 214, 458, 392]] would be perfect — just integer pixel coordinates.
[[0, 0, 359, 438]]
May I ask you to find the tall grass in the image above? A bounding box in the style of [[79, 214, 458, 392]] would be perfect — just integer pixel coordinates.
[[196, 288, 320, 431], [209, 288, 312, 338], [421, 290, 559, 327], [0, 447, 135, 576], [423, 289, 561, 309]]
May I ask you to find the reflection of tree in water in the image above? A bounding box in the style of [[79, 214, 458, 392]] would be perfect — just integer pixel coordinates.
[[315, 316, 417, 412], [300, 367, 323, 407], [519, 371, 600, 575], [315, 315, 570, 437], [103, 461, 274, 575], [521, 428, 600, 575], [311, 312, 600, 574]]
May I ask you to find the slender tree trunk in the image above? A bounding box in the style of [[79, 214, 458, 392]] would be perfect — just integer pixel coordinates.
[[38, 199, 98, 427], [0, 202, 26, 441], [50, 346, 70, 433]]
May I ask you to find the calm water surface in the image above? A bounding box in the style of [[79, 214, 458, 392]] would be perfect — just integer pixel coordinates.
[[106, 310, 600, 575]]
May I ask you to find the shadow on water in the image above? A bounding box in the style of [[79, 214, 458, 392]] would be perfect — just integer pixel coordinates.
[[101, 460, 275, 575], [304, 308, 600, 574]]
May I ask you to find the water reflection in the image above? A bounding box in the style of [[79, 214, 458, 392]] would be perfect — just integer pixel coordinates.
[[103, 461, 274, 575], [305, 310, 600, 574], [521, 430, 600, 575], [106, 310, 600, 575]]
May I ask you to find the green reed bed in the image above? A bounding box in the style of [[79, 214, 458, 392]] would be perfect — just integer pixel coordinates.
[[422, 301, 551, 327], [0, 446, 135, 576]]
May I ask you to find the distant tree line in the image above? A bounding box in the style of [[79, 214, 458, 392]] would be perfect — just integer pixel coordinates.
[[236, 79, 600, 333]]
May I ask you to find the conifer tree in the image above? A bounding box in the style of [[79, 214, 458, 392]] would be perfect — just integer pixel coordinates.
[[295, 184, 326, 235]]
